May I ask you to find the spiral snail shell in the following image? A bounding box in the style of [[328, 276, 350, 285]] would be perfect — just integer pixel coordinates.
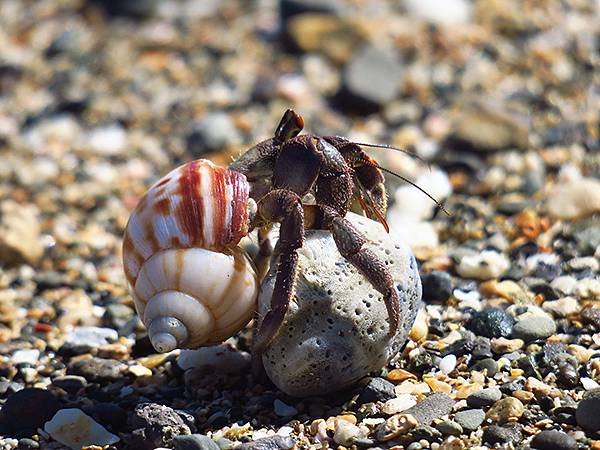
[[122, 159, 259, 353]]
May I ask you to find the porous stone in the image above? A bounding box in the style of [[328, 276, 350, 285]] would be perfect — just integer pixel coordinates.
[[131, 402, 191, 449], [402, 393, 455, 425], [260, 213, 421, 397], [482, 424, 523, 446]]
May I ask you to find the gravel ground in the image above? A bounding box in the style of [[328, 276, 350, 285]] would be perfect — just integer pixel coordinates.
[[0, 0, 598, 449]]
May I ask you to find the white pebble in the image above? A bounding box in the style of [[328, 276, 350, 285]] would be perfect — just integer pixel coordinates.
[[177, 345, 250, 371], [546, 176, 600, 220], [44, 409, 119, 449], [382, 395, 417, 414], [86, 124, 127, 155], [11, 349, 40, 365], [438, 354, 457, 374], [334, 420, 363, 446], [581, 377, 600, 390], [456, 251, 510, 280], [403, 0, 472, 25]]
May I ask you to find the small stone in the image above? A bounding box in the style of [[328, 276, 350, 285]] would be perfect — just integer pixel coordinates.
[[333, 419, 362, 446], [237, 435, 295, 450], [382, 395, 417, 415], [340, 45, 403, 111], [434, 419, 462, 436], [421, 271, 452, 303], [438, 355, 457, 374], [486, 397, 524, 423], [358, 377, 397, 404], [546, 177, 600, 220], [177, 345, 251, 371], [51, 375, 87, 393], [530, 430, 577, 450], [457, 251, 510, 280], [468, 308, 514, 339], [129, 365, 152, 377], [467, 388, 502, 408], [450, 99, 530, 151], [512, 316, 557, 341], [273, 399, 297, 417], [173, 434, 220, 450], [131, 403, 191, 448], [454, 409, 485, 431], [44, 409, 119, 450], [543, 296, 580, 317], [576, 389, 600, 432], [0, 388, 60, 434], [375, 413, 418, 441], [551, 276, 578, 296], [0, 200, 43, 265], [11, 349, 40, 365], [402, 393, 455, 426], [186, 112, 241, 155], [403, 0, 472, 25], [17, 438, 39, 449], [67, 357, 125, 382], [491, 337, 524, 353], [86, 124, 126, 155], [471, 358, 498, 376], [64, 326, 119, 351], [482, 424, 523, 446]]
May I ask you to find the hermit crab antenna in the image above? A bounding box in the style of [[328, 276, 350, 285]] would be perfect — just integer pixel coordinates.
[[362, 159, 450, 216], [351, 141, 431, 169], [275, 109, 304, 142]]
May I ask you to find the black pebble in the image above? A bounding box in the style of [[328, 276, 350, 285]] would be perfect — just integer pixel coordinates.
[[468, 307, 514, 339]]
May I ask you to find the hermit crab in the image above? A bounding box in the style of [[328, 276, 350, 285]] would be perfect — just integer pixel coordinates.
[[122, 110, 442, 353]]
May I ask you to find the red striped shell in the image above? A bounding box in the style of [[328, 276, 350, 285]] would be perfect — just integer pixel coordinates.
[[122, 159, 258, 351]]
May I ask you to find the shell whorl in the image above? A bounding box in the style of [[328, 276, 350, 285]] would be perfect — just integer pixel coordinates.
[[122, 159, 257, 352]]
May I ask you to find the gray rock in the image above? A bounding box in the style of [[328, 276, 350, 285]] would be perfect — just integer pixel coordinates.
[[468, 308, 514, 339], [403, 393, 455, 426], [131, 403, 191, 449], [64, 326, 118, 350], [434, 420, 462, 436], [17, 438, 39, 449], [530, 430, 577, 450], [466, 387, 502, 408], [238, 436, 295, 450], [173, 434, 220, 450], [576, 389, 600, 432], [67, 357, 125, 382], [482, 424, 522, 445], [186, 112, 241, 155], [260, 213, 421, 397], [511, 316, 557, 341], [454, 409, 485, 431], [358, 377, 397, 404], [341, 45, 403, 111]]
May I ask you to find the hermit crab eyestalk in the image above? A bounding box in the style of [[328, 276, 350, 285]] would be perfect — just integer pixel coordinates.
[[122, 159, 259, 353]]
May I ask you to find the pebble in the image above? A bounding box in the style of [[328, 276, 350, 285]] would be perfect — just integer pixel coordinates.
[[186, 112, 241, 155], [511, 316, 557, 341], [0, 200, 43, 265], [421, 271, 452, 303], [67, 357, 125, 382], [177, 345, 251, 371], [44, 408, 119, 450], [456, 251, 510, 280], [468, 308, 514, 339], [382, 395, 417, 415], [237, 436, 295, 450], [130, 403, 191, 449], [485, 397, 525, 423], [491, 337, 524, 353], [402, 393, 455, 425], [450, 99, 530, 151], [333, 419, 362, 446], [173, 434, 220, 450], [64, 326, 118, 350], [358, 377, 397, 404], [542, 296, 580, 317], [273, 400, 298, 418], [576, 389, 600, 432], [530, 430, 578, 450], [403, 0, 472, 25], [10, 349, 40, 365], [0, 388, 60, 434], [438, 354, 457, 374], [454, 409, 485, 431], [435, 419, 462, 436], [546, 177, 600, 220], [482, 424, 523, 446], [51, 375, 87, 393], [86, 124, 126, 155], [466, 388, 502, 408], [341, 45, 403, 111]]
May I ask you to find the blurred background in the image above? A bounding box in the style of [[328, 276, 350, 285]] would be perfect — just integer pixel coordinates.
[[0, 0, 599, 445]]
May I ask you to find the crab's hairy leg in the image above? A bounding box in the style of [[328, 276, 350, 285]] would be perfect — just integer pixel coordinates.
[[312, 205, 400, 336], [253, 189, 304, 353]]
